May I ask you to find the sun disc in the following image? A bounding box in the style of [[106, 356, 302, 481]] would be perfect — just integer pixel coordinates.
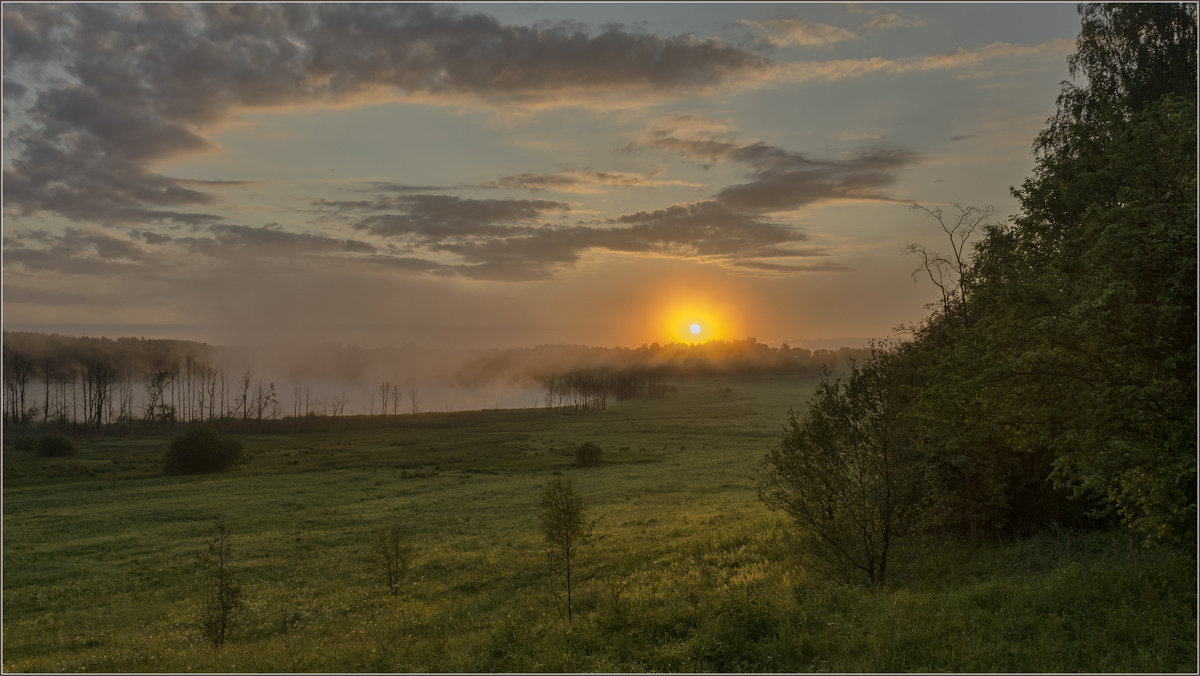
[[689, 323, 702, 335]]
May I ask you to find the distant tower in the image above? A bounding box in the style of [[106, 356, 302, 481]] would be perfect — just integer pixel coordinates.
[[747, 336, 757, 345]]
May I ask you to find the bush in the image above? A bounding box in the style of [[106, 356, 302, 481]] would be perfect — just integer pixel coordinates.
[[165, 429, 243, 474], [36, 434, 76, 457], [11, 434, 37, 451], [197, 521, 241, 647], [367, 524, 414, 597], [575, 442, 602, 467]]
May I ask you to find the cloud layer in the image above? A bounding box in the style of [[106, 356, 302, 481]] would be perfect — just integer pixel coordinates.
[[2, 3, 1072, 293], [626, 114, 920, 211], [2, 3, 776, 225]]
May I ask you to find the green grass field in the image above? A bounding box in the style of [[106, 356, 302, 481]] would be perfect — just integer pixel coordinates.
[[3, 376, 1195, 672]]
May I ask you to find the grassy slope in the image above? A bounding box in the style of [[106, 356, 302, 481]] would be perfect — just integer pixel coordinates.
[[2, 375, 1195, 672]]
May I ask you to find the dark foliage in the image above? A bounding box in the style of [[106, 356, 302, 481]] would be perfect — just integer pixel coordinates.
[[763, 4, 1197, 572], [36, 434, 76, 457], [165, 429, 243, 475], [575, 442, 603, 467]]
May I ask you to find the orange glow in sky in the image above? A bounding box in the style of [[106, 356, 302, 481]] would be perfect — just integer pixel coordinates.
[[638, 278, 746, 344]]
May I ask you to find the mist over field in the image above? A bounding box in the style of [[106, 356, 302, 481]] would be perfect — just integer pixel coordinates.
[[1, 330, 869, 420], [2, 2, 1195, 673]]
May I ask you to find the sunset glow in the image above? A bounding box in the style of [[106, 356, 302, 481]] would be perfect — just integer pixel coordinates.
[[662, 302, 736, 344], [0, 3, 1084, 350]]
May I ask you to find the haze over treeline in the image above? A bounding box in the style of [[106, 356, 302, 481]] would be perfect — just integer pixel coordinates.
[[2, 331, 867, 424]]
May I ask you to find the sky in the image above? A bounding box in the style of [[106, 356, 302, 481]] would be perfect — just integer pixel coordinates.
[[1, 2, 1086, 351]]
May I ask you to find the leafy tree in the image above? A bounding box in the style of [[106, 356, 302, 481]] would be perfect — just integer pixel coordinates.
[[758, 345, 916, 586], [971, 2, 1198, 545], [539, 475, 594, 622]]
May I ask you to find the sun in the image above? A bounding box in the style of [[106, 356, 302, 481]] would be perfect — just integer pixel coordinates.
[[633, 277, 746, 346], [664, 305, 728, 343]]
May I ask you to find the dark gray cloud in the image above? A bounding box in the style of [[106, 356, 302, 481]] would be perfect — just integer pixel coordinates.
[[206, 224, 377, 256], [480, 173, 587, 192], [13, 226, 154, 262], [3, 78, 27, 99], [6, 220, 377, 280], [608, 201, 802, 256], [478, 169, 693, 193], [3, 226, 161, 276], [716, 145, 918, 211], [1, 117, 223, 225], [321, 192, 822, 281], [627, 115, 919, 211], [2, 3, 774, 227], [327, 195, 572, 239]]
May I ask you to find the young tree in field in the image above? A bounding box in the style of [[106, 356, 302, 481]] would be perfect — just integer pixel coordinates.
[[367, 524, 414, 597], [759, 345, 915, 587], [196, 521, 242, 648], [539, 475, 595, 622]]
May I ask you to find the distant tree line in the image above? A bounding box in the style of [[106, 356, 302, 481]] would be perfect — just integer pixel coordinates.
[[462, 340, 869, 390], [762, 3, 1197, 588], [529, 341, 869, 412], [1, 334, 293, 428], [540, 367, 670, 412]]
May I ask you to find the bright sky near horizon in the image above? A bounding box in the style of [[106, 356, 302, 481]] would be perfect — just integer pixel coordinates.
[[2, 2, 1084, 350]]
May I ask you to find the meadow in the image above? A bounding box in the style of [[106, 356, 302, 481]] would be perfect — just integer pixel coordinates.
[[2, 375, 1195, 672]]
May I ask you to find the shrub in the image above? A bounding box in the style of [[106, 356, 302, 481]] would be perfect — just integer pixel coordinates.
[[165, 429, 243, 474], [367, 524, 414, 597], [36, 434, 76, 457], [197, 521, 241, 647], [11, 434, 36, 451], [575, 442, 602, 467]]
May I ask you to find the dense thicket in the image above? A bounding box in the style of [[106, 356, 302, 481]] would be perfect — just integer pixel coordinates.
[[763, 3, 1197, 568], [953, 2, 1197, 545], [165, 429, 244, 475]]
